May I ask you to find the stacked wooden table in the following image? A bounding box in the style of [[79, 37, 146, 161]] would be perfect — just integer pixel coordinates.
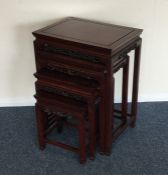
[[33, 17, 143, 163]]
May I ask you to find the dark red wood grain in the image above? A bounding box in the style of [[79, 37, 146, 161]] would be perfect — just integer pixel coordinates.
[[33, 17, 143, 156]]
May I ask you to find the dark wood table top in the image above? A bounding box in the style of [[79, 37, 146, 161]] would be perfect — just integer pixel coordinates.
[[33, 17, 143, 53]]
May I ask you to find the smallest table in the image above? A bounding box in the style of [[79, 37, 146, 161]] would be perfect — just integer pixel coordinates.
[[33, 17, 143, 155]]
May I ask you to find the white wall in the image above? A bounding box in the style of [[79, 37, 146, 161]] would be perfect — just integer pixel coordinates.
[[0, 0, 168, 106]]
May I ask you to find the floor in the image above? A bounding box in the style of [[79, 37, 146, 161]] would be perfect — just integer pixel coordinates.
[[0, 102, 168, 175]]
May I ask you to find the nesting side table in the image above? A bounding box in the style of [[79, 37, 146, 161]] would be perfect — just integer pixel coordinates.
[[33, 17, 143, 155]]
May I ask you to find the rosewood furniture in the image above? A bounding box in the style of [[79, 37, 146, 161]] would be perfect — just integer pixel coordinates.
[[34, 90, 87, 163], [33, 17, 143, 156], [34, 69, 99, 160]]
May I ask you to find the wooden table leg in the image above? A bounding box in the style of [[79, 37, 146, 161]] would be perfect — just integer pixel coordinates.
[[122, 56, 129, 123], [78, 115, 87, 164], [99, 83, 106, 154], [130, 39, 142, 127], [104, 75, 115, 155], [88, 99, 96, 160], [35, 104, 46, 150]]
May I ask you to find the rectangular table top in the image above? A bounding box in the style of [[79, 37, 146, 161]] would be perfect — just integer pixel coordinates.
[[33, 17, 142, 53]]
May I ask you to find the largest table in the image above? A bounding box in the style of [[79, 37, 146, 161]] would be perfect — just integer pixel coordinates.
[[33, 17, 143, 154]]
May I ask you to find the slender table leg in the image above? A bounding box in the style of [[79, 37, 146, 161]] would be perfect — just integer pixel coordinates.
[[122, 56, 129, 124], [99, 82, 106, 154], [130, 39, 142, 127], [78, 115, 86, 164], [88, 99, 96, 160], [105, 74, 115, 155], [35, 103, 46, 150]]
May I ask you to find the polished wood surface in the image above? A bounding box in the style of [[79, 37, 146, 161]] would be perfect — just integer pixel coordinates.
[[33, 17, 143, 157], [35, 90, 87, 163], [33, 17, 142, 51]]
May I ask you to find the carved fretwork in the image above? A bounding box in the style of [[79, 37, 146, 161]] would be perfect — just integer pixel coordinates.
[[46, 64, 96, 82], [42, 43, 104, 65], [38, 86, 85, 102]]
